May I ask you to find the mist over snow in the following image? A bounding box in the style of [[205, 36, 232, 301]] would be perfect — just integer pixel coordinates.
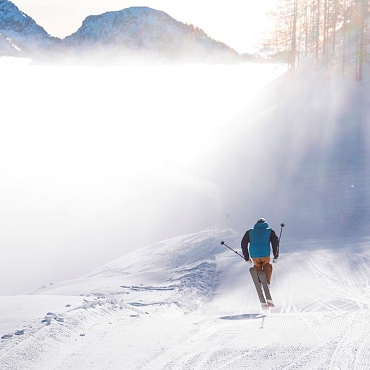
[[0, 59, 285, 295], [1, 54, 370, 297], [1, 41, 370, 370]]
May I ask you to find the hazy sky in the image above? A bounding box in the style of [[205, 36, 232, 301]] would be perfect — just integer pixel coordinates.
[[11, 0, 276, 53]]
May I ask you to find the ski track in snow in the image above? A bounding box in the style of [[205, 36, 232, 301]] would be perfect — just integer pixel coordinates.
[[1, 229, 370, 369]]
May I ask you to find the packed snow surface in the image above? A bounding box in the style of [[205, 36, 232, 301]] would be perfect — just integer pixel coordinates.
[[1, 229, 369, 369]]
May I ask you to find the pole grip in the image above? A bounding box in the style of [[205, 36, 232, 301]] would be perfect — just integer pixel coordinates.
[[277, 223, 285, 257], [278, 223, 285, 243]]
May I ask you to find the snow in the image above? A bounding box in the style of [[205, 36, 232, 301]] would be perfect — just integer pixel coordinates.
[[1, 229, 370, 369], [1, 38, 370, 369]]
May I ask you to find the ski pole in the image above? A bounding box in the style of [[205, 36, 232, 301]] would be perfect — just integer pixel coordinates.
[[220, 241, 246, 260], [274, 223, 285, 263], [278, 223, 285, 245]]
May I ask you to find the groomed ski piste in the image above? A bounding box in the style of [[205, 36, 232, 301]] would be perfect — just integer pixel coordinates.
[[1, 229, 370, 369]]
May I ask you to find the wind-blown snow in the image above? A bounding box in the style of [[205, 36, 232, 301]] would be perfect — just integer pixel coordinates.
[[1, 229, 369, 369]]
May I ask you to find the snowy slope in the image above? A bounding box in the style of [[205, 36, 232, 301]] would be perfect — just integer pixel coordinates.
[[1, 229, 370, 369]]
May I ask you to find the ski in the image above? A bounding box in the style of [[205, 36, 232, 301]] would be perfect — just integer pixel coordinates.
[[258, 271, 275, 308], [249, 267, 268, 311]]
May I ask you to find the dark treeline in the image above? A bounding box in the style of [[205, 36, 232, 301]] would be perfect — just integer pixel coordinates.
[[266, 0, 369, 80]]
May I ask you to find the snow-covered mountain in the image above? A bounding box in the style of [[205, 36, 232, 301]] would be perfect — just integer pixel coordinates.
[[59, 7, 240, 63], [1, 229, 370, 368], [0, 2, 240, 63], [0, 0, 58, 55]]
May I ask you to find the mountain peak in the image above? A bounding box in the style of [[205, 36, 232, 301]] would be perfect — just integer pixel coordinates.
[[60, 6, 240, 63], [0, 0, 58, 52]]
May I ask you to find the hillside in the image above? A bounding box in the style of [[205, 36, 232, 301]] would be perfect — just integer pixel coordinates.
[[0, 229, 370, 369]]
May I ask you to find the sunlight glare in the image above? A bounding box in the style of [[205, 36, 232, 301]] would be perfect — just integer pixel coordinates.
[[1, 62, 284, 182]]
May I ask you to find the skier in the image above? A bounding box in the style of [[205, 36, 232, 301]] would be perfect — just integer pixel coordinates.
[[241, 218, 279, 285]]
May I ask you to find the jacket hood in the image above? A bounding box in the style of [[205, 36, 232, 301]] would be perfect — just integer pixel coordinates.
[[254, 221, 269, 229]]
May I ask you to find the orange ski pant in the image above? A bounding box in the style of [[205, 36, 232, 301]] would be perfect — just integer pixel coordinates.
[[251, 257, 272, 284]]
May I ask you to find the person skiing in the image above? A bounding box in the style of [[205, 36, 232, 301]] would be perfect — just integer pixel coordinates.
[[241, 218, 279, 285]]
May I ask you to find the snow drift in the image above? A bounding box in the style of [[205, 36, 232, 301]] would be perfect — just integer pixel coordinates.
[[1, 229, 370, 369]]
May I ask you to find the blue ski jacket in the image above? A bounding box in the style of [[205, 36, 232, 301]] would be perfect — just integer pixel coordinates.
[[241, 221, 279, 260]]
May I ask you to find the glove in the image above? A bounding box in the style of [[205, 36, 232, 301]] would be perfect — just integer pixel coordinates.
[[245, 257, 252, 263]]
